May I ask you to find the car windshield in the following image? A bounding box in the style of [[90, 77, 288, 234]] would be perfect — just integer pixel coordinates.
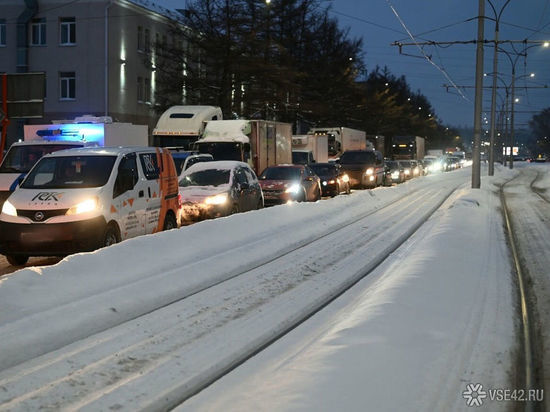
[[0, 144, 83, 174], [339, 151, 375, 164], [259, 167, 301, 180], [309, 164, 336, 176], [21, 155, 116, 189], [400, 161, 412, 168], [196, 142, 242, 161], [180, 169, 231, 187], [386, 161, 398, 169]]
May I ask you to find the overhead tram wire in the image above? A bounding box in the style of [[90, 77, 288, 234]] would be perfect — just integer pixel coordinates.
[[384, 0, 470, 102]]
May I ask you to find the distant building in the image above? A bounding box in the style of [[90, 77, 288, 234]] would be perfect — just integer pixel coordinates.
[[0, 0, 185, 144]]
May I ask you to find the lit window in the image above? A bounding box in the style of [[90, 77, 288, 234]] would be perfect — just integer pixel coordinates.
[[60, 17, 76, 45], [31, 18, 46, 46], [60, 72, 75, 100], [0, 20, 6, 46]]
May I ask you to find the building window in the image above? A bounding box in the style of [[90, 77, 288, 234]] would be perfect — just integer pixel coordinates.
[[137, 76, 143, 102], [31, 18, 46, 46], [0, 20, 6, 46], [137, 26, 144, 51], [144, 77, 151, 103], [60, 72, 75, 100], [60, 17, 76, 45], [144, 28, 150, 53]]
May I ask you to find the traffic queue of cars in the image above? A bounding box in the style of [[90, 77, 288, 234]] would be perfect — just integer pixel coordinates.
[[0, 146, 441, 266]]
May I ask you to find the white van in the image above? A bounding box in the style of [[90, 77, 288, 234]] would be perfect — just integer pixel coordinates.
[[0, 146, 181, 265], [0, 140, 89, 209]]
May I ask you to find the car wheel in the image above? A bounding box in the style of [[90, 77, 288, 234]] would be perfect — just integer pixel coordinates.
[[103, 225, 119, 247], [346, 183, 351, 195], [6, 255, 29, 266], [257, 198, 264, 209], [163, 213, 177, 231], [315, 185, 321, 201], [231, 204, 240, 214]]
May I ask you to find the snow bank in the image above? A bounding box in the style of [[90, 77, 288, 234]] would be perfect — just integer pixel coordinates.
[[181, 170, 517, 411]]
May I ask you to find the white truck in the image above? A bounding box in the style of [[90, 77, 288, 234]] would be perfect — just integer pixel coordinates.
[[152, 105, 222, 149], [0, 116, 148, 209], [308, 127, 366, 159], [291, 134, 329, 164], [194, 119, 292, 175]]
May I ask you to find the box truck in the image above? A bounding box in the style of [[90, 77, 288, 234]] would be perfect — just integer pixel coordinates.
[[291, 134, 329, 164], [0, 116, 147, 209], [152, 105, 222, 148], [194, 119, 292, 175], [391, 136, 425, 160], [308, 127, 366, 158]]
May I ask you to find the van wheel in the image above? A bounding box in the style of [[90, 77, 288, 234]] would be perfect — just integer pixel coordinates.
[[163, 213, 177, 231], [6, 255, 29, 266], [103, 225, 119, 247]]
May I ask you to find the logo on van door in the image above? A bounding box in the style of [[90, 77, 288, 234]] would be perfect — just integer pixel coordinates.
[[31, 192, 64, 202]]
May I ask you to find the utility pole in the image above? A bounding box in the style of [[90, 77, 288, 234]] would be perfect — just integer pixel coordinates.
[[472, 0, 484, 189]]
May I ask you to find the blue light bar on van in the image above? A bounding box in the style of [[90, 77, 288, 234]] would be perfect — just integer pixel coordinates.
[[34, 124, 105, 145]]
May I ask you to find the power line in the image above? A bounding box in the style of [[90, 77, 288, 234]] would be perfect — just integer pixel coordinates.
[[385, 0, 469, 101]]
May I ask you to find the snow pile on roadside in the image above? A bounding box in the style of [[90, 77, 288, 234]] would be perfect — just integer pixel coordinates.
[[0, 175, 430, 370], [180, 171, 517, 411]]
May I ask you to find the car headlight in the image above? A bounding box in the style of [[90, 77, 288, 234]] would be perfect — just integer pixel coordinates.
[[365, 168, 374, 176], [66, 197, 99, 215], [341, 174, 349, 183], [322, 181, 327, 186], [2, 200, 17, 217], [391, 171, 399, 178], [328, 179, 336, 184], [204, 193, 228, 205], [404, 169, 411, 175], [285, 184, 301, 194]]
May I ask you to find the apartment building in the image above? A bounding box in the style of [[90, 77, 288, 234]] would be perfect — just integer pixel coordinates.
[[0, 0, 184, 145]]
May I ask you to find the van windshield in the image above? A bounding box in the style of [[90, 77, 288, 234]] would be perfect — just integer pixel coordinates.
[[0, 144, 83, 174], [21, 156, 116, 189]]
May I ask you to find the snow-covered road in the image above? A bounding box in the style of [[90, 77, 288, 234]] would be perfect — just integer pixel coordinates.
[[0, 164, 545, 411]]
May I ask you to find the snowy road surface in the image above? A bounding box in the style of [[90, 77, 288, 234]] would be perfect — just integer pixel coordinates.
[[0, 164, 546, 411]]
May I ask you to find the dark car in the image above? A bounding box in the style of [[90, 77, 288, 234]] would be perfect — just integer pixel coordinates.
[[178, 161, 263, 223], [338, 150, 384, 189], [309, 163, 351, 197], [169, 149, 214, 177], [383, 160, 405, 185], [258, 164, 322, 205]]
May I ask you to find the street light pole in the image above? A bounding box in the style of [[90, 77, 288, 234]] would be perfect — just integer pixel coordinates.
[[472, 0, 485, 189], [487, 0, 511, 176]]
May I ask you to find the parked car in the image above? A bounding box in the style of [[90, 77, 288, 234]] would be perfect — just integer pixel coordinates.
[[178, 161, 263, 223], [534, 154, 547, 163], [383, 160, 405, 185], [0, 146, 180, 265], [309, 162, 351, 196], [258, 164, 321, 205], [338, 150, 384, 189], [169, 149, 214, 177]]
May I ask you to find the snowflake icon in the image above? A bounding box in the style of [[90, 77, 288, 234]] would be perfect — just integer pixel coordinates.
[[463, 383, 487, 407]]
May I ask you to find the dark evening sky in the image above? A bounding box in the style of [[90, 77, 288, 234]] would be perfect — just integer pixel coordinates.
[[157, 0, 550, 129]]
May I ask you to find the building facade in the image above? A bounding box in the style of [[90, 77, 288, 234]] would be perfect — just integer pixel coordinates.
[[0, 0, 183, 145]]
